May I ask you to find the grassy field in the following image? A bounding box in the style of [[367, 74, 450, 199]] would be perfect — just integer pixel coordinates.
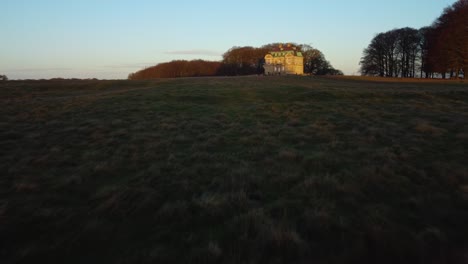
[[1, 76, 468, 263]]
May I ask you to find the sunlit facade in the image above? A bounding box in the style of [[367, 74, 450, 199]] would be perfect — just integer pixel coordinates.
[[264, 44, 304, 75]]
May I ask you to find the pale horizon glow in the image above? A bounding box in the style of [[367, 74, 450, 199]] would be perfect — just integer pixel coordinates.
[[1, 0, 457, 79]]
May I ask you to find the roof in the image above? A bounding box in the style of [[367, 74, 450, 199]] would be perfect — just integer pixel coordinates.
[[268, 44, 303, 57], [271, 46, 297, 52]]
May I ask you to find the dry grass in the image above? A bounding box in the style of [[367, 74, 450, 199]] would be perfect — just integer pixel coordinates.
[[414, 120, 447, 136], [1, 76, 467, 264]]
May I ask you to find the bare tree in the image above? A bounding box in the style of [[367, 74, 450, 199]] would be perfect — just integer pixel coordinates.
[[361, 28, 422, 78], [360, 31, 399, 77], [419, 26, 435, 78], [396, 28, 421, 78]]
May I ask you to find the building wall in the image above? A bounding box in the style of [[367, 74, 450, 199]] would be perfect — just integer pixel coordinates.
[[263, 52, 304, 75]]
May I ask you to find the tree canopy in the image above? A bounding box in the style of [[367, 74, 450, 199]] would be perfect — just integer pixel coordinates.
[[360, 0, 467, 79], [128, 60, 222, 80], [128, 43, 342, 80]]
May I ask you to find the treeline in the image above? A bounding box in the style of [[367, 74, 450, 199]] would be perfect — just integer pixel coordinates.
[[128, 43, 342, 80], [128, 60, 222, 79], [217, 46, 269, 76], [300, 46, 343, 76], [360, 0, 467, 79], [0, 74, 7, 81]]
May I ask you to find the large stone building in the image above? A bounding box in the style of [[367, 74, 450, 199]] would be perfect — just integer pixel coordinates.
[[263, 44, 304, 75]]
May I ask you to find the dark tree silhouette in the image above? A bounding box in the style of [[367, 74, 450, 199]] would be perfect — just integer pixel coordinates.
[[396, 27, 421, 78], [219, 46, 269, 75], [301, 45, 342, 75], [360, 0, 467, 79], [360, 31, 399, 77], [419, 26, 436, 78]]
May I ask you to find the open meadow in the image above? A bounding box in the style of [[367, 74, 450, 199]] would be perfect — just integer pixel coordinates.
[[1, 76, 468, 263]]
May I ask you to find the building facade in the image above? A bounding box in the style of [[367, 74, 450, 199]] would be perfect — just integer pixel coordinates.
[[263, 44, 304, 75]]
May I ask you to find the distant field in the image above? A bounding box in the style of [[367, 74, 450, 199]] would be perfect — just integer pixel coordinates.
[[1, 76, 468, 263]]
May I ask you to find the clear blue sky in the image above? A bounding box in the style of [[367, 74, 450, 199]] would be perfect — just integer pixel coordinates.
[[1, 0, 457, 79]]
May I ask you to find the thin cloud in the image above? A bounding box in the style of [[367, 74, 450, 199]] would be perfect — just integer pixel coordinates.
[[164, 49, 221, 56], [101, 63, 155, 69], [7, 67, 73, 72]]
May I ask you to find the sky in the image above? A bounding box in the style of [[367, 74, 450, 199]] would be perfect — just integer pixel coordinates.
[[1, 0, 458, 79]]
